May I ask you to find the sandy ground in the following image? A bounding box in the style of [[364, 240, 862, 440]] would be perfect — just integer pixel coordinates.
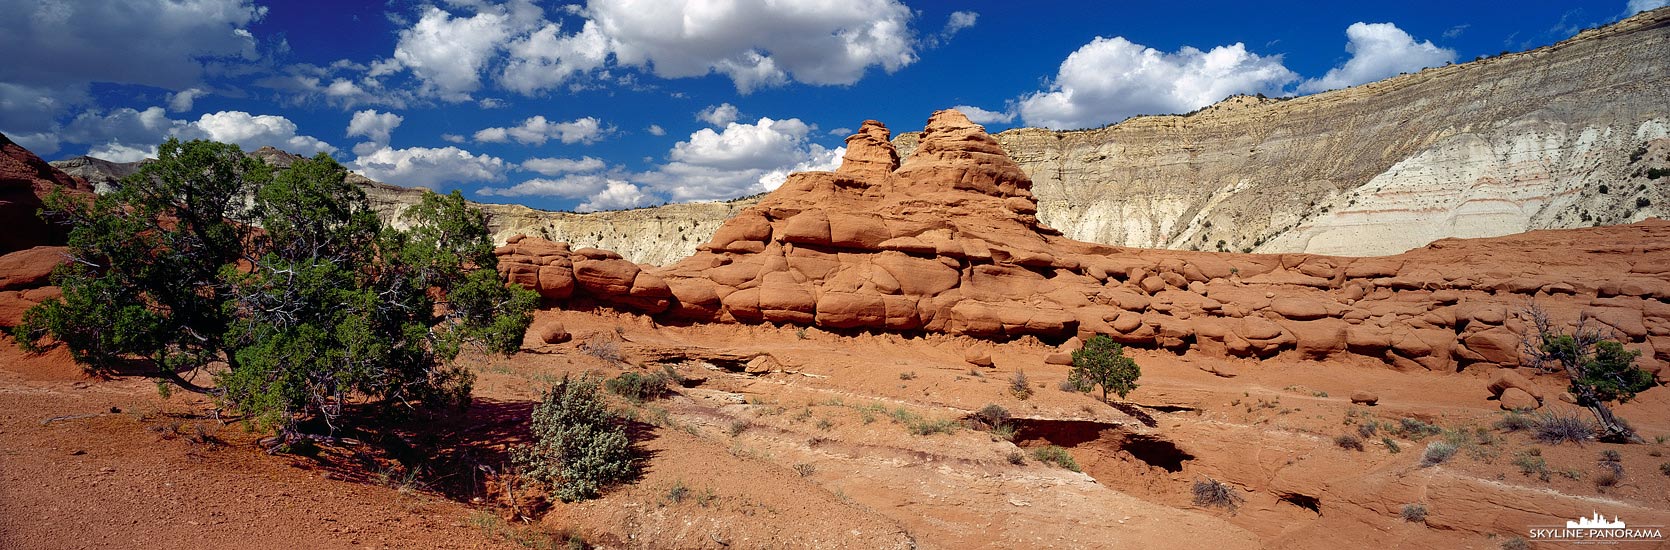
[[3, 309, 1669, 549]]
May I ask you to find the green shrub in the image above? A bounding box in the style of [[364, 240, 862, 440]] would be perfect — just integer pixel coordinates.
[[1397, 418, 1443, 440], [1494, 411, 1535, 432], [975, 404, 1011, 429], [1031, 445, 1080, 472], [1421, 442, 1457, 467], [1514, 450, 1551, 481], [1401, 503, 1427, 523], [515, 375, 636, 502], [605, 370, 672, 403], [1659, 462, 1670, 476], [1382, 437, 1402, 453]]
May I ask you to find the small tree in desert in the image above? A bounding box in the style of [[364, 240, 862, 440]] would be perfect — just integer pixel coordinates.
[[14, 138, 537, 439], [1068, 335, 1141, 402], [1520, 304, 1656, 443]]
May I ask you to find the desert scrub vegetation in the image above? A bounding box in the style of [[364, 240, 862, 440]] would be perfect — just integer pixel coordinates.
[[12, 139, 536, 439], [1401, 503, 1428, 523], [888, 406, 959, 436], [1420, 441, 1458, 467], [469, 511, 590, 550], [1192, 478, 1243, 512], [1030, 445, 1080, 471], [515, 375, 637, 502], [972, 404, 1017, 441], [604, 369, 674, 403], [1531, 411, 1597, 445], [1009, 370, 1033, 400], [1334, 434, 1365, 451], [1513, 449, 1551, 481]]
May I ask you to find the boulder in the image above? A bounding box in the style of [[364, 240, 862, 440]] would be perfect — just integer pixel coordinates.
[[965, 348, 995, 367], [1349, 391, 1379, 405], [1044, 352, 1073, 366], [526, 317, 570, 346], [1462, 327, 1520, 365], [0, 246, 66, 291], [1499, 387, 1541, 411], [1486, 369, 1543, 401]]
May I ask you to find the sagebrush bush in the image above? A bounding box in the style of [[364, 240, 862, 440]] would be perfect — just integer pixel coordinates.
[[1192, 478, 1243, 511], [1533, 412, 1597, 445], [975, 404, 1011, 429], [1031, 445, 1080, 472], [1421, 441, 1457, 467], [1009, 370, 1033, 400], [1494, 411, 1535, 432], [515, 375, 636, 502], [1335, 434, 1365, 451], [1401, 503, 1428, 523], [605, 370, 672, 402]]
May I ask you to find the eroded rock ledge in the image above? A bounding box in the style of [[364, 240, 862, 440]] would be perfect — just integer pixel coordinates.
[[498, 111, 1670, 382]]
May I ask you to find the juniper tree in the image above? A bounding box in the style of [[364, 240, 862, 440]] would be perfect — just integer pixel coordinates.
[[16, 138, 536, 436], [1068, 335, 1141, 402], [1520, 304, 1656, 443]]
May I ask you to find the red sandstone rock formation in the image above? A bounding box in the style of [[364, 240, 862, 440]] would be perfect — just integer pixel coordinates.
[[496, 110, 1670, 381], [0, 133, 93, 254]]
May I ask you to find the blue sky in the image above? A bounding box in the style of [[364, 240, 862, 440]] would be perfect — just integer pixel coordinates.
[[2, 0, 1663, 212]]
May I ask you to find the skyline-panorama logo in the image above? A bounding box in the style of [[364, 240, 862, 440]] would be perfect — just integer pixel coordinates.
[[1528, 511, 1664, 545]]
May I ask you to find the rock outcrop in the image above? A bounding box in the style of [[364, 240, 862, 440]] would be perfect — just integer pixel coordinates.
[[1, 133, 93, 254], [498, 111, 1670, 380]]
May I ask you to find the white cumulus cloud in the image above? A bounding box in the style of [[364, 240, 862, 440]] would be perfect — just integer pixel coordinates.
[[587, 0, 918, 93], [952, 105, 1014, 125], [499, 19, 611, 94], [1297, 22, 1455, 93], [632, 117, 835, 202], [60, 106, 334, 160], [645, 124, 666, 136], [346, 109, 404, 144], [350, 145, 507, 189], [175, 111, 336, 155], [577, 180, 653, 212], [389, 5, 521, 101], [474, 115, 607, 145], [1017, 37, 1297, 129], [478, 173, 614, 198], [168, 88, 207, 113], [696, 103, 741, 127]]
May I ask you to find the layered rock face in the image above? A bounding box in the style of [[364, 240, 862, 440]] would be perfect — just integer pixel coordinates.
[[498, 112, 1670, 382], [902, 9, 1670, 256]]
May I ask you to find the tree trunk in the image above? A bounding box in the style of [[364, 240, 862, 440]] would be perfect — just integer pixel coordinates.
[[1588, 403, 1645, 444]]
